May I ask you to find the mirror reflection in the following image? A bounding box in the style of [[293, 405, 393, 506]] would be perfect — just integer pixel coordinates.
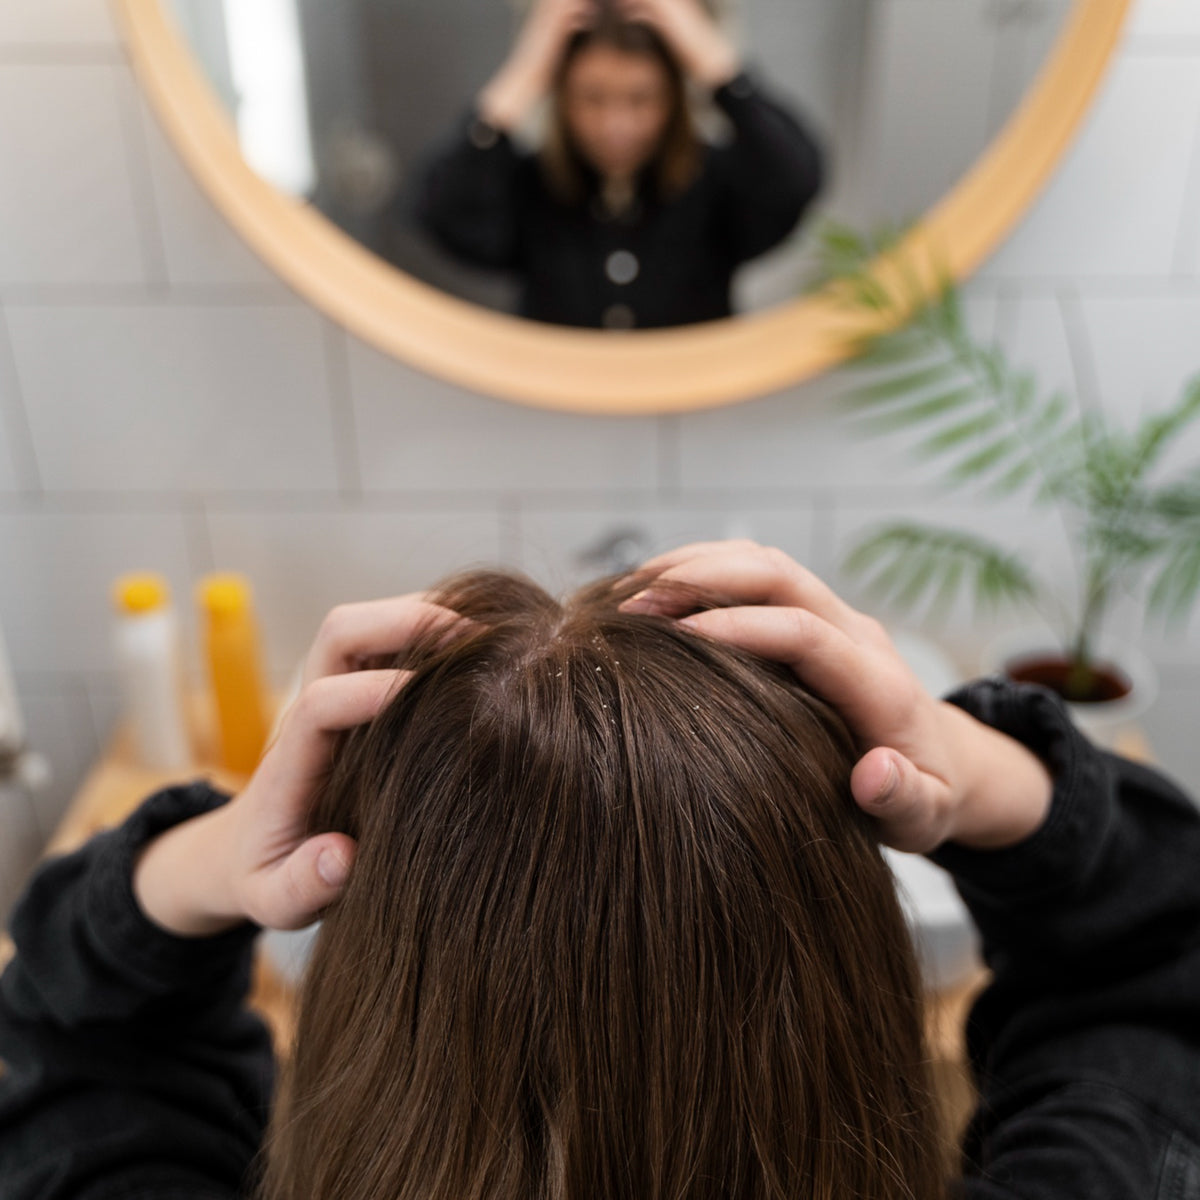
[[168, 0, 1072, 328]]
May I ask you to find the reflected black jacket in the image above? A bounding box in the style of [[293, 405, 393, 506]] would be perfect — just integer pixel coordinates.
[[414, 70, 825, 329], [2, 678, 1200, 1197]]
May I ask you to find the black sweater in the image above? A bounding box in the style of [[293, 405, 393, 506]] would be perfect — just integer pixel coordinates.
[[413, 70, 825, 329], [2, 678, 1200, 1198]]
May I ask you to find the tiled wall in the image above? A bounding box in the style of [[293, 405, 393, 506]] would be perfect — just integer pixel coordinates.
[[2, 0, 1199, 912]]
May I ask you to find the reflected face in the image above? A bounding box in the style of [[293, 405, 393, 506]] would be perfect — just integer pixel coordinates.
[[561, 43, 673, 181]]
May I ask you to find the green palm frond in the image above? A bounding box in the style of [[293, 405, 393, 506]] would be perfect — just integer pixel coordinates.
[[1130, 374, 1200, 481], [843, 522, 1045, 623], [817, 220, 1200, 670], [1149, 533, 1200, 626], [838, 276, 1082, 506]]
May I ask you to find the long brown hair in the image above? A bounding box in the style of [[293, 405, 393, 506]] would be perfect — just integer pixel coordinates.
[[254, 567, 947, 1200], [540, 5, 702, 204]]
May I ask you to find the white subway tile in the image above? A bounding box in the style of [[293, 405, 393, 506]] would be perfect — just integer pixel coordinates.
[[0, 0, 116, 46], [0, 510, 195, 674], [5, 304, 340, 491], [348, 341, 659, 493], [678, 292, 999, 493], [999, 293, 1082, 405], [1127, 0, 1200, 39], [11, 677, 98, 842], [515, 501, 818, 597], [136, 96, 293, 291], [979, 56, 1200, 279], [1078, 292, 1200, 475], [1139, 678, 1200, 799], [0, 65, 148, 286], [204, 507, 505, 677], [0, 318, 21, 491]]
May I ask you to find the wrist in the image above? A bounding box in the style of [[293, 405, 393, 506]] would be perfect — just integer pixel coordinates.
[[939, 700, 1054, 850], [695, 49, 740, 90], [132, 804, 246, 938], [479, 62, 542, 131]]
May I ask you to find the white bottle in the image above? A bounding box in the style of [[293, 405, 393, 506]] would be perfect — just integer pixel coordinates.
[[112, 573, 192, 770]]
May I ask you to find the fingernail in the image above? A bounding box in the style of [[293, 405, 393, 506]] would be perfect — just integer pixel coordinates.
[[317, 849, 349, 887], [620, 589, 653, 612], [878, 757, 900, 803]]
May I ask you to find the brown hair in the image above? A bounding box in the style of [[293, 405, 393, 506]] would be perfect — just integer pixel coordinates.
[[540, 4, 701, 204], [253, 567, 947, 1200]]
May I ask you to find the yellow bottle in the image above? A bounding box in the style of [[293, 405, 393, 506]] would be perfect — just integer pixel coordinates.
[[198, 573, 270, 775]]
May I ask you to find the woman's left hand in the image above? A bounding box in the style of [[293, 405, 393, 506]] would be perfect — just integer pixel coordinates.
[[615, 0, 740, 88], [132, 596, 465, 937]]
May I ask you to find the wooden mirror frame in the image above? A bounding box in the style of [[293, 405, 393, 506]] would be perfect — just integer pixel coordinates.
[[115, 0, 1130, 414]]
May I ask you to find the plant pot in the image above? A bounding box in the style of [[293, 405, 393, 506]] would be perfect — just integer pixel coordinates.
[[980, 629, 1158, 749]]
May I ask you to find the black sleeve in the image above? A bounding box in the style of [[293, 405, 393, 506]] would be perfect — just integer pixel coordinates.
[[0, 782, 274, 1200], [411, 109, 528, 270], [930, 678, 1200, 1198], [709, 69, 826, 265]]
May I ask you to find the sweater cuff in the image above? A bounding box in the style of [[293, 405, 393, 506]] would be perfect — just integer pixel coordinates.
[[713, 69, 758, 113], [927, 676, 1117, 900], [82, 781, 262, 990], [463, 107, 514, 154]]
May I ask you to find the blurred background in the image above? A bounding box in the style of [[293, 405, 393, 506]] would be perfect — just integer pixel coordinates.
[[1, 0, 1198, 913]]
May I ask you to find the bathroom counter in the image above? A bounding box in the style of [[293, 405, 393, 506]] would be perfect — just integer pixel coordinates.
[[2, 716, 1154, 1143]]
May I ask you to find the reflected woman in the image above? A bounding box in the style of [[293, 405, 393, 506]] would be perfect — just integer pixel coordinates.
[[414, 0, 825, 329]]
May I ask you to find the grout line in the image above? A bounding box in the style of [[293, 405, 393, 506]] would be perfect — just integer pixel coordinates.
[[113, 71, 171, 293], [0, 305, 43, 495], [1058, 286, 1104, 417], [0, 284, 299, 307], [0, 482, 975, 516], [810, 490, 836, 578], [1121, 35, 1200, 57], [183, 496, 217, 577], [321, 322, 363, 497], [1171, 113, 1200, 279], [957, 276, 1200, 295], [82, 673, 120, 759], [991, 280, 1020, 347], [0, 45, 123, 65]]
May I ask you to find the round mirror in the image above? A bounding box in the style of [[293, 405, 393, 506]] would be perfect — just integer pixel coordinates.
[[115, 0, 1130, 412]]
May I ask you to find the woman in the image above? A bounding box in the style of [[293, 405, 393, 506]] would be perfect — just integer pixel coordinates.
[[414, 0, 825, 329], [2, 540, 1199, 1198]]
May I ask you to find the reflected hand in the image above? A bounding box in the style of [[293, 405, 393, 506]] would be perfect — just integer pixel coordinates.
[[619, 540, 1053, 853], [132, 595, 465, 936], [616, 0, 740, 88], [480, 0, 599, 131]]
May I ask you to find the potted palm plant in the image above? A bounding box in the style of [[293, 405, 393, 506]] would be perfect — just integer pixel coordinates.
[[814, 224, 1200, 742]]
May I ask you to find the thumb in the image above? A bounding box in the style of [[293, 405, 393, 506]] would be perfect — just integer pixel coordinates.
[[261, 834, 358, 931], [850, 747, 952, 855]]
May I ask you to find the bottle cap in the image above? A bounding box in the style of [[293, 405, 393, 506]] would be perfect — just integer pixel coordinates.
[[113, 573, 170, 615], [199, 573, 253, 620]]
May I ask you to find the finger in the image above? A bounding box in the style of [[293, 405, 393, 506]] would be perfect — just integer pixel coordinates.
[[255, 670, 411, 799], [674, 605, 877, 724], [303, 596, 470, 684], [254, 832, 358, 931], [621, 544, 863, 636], [851, 747, 951, 854], [623, 537, 763, 579]]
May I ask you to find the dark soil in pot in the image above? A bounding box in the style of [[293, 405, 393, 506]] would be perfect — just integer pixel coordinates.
[[1005, 654, 1132, 704]]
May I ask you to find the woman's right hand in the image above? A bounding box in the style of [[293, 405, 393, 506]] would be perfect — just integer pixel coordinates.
[[479, 0, 598, 131], [619, 540, 1054, 854]]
